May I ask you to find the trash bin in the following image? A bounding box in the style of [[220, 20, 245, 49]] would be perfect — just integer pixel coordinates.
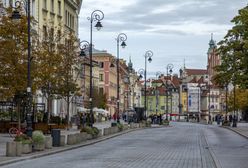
[[111, 122, 117, 127], [51, 129, 61, 147]]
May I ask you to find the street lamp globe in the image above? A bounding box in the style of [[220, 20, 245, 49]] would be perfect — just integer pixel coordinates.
[[121, 41, 127, 48], [95, 21, 103, 30]]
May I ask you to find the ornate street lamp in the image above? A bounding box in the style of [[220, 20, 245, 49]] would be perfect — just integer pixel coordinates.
[[155, 71, 162, 116], [138, 69, 145, 115], [138, 50, 153, 119], [166, 64, 173, 121], [10, 0, 32, 137], [116, 33, 127, 123], [87, 10, 104, 127], [79, 40, 90, 57]]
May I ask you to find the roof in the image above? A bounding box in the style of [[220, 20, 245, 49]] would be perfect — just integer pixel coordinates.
[[152, 79, 163, 83], [161, 76, 180, 88], [92, 47, 108, 54], [185, 69, 207, 76], [189, 77, 198, 83]]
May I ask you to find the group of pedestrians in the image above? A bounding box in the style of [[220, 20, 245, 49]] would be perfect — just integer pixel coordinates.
[[149, 114, 162, 124], [214, 114, 238, 125]]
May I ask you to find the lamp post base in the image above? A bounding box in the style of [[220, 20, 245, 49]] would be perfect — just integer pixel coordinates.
[[232, 121, 237, 127], [26, 127, 33, 137]]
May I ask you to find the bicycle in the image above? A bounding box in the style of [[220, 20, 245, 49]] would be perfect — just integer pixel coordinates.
[[9, 127, 25, 138]]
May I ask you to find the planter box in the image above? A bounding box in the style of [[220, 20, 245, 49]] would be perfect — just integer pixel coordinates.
[[103, 128, 110, 136], [86, 134, 93, 140], [60, 135, 66, 146], [98, 129, 102, 137], [123, 124, 129, 130], [67, 134, 76, 145], [33, 143, 45, 151], [22, 143, 32, 154], [79, 132, 87, 142], [45, 136, 53, 149], [6, 141, 22, 157]]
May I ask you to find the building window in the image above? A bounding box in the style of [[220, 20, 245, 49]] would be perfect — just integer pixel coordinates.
[[99, 74, 104, 81], [57, 30, 61, 41], [58, 1, 61, 15], [99, 88, 104, 95], [43, 26, 47, 39], [32, 0, 35, 17], [43, 0, 47, 9], [67, 12, 69, 26], [99, 62, 104, 68], [65, 11, 67, 25], [51, 0, 54, 12], [72, 16, 74, 29]]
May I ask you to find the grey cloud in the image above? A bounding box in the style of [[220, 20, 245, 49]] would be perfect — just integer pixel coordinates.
[[96, 0, 247, 35]]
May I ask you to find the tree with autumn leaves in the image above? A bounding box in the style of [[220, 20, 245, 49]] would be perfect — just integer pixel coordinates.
[[214, 5, 248, 120], [0, 11, 86, 124], [0, 10, 39, 99]]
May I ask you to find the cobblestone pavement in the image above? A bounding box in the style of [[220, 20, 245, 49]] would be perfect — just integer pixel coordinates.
[[1, 123, 219, 168], [225, 122, 248, 138], [205, 124, 248, 168]]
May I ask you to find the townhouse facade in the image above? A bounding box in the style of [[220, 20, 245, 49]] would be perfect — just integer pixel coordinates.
[[140, 75, 180, 119]]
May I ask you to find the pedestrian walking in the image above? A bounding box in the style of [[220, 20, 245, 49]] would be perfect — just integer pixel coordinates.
[[81, 113, 86, 127]]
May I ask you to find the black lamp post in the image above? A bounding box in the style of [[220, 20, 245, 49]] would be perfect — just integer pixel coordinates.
[[116, 33, 127, 123], [208, 83, 211, 124], [79, 40, 90, 120], [178, 68, 183, 121], [166, 64, 173, 121], [11, 0, 32, 137], [138, 50, 153, 119], [138, 69, 145, 114], [88, 10, 104, 127], [155, 71, 162, 116]]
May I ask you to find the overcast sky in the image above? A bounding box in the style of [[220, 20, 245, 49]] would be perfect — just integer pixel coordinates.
[[78, 0, 247, 77]]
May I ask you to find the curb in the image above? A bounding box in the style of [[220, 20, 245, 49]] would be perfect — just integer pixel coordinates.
[[222, 126, 248, 139], [0, 128, 143, 167], [203, 131, 222, 168]]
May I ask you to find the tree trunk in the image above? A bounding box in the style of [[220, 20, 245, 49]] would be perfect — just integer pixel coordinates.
[[67, 95, 70, 129]]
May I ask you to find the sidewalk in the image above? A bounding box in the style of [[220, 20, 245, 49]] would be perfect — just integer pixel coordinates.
[[0, 120, 114, 160], [223, 122, 248, 139], [0, 127, 136, 166]]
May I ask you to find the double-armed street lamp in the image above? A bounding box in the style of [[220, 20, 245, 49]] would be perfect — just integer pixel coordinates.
[[87, 10, 104, 127], [138, 50, 153, 119], [166, 64, 173, 121], [11, 0, 32, 137], [116, 33, 127, 123]]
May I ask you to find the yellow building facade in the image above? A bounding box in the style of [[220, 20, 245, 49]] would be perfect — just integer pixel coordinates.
[[32, 0, 81, 37]]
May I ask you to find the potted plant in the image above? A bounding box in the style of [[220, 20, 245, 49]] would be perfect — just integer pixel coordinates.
[[32, 130, 45, 151], [162, 119, 170, 126], [81, 126, 99, 139], [117, 123, 124, 131], [14, 134, 32, 154], [92, 127, 100, 138]]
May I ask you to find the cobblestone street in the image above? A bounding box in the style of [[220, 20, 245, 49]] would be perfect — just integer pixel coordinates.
[[5, 122, 247, 168]]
